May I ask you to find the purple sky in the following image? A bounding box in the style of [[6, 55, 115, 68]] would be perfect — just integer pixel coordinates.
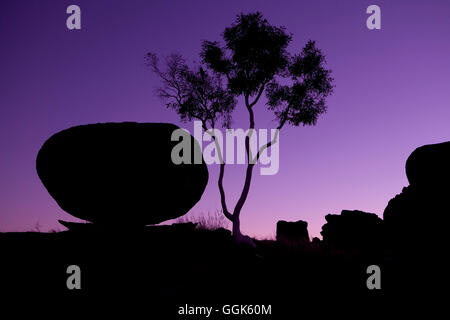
[[1, 0, 449, 239]]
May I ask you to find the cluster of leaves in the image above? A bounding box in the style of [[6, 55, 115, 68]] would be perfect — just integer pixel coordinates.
[[266, 40, 334, 127], [146, 53, 236, 128], [201, 12, 291, 97], [148, 12, 333, 131]]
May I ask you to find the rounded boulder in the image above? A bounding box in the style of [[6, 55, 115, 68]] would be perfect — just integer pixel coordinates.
[[36, 122, 208, 226], [406, 141, 450, 189]]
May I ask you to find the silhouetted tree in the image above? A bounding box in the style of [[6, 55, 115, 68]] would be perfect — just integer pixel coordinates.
[[146, 53, 236, 129], [147, 12, 333, 242]]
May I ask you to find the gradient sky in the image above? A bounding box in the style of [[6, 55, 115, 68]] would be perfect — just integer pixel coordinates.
[[1, 0, 449, 239]]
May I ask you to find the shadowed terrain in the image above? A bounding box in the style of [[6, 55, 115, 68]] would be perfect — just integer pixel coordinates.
[[1, 125, 447, 316]]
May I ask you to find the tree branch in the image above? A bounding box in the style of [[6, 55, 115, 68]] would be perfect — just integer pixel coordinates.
[[203, 122, 233, 221], [249, 84, 266, 108], [232, 162, 255, 220], [232, 94, 258, 222], [218, 162, 233, 221], [252, 117, 286, 163]]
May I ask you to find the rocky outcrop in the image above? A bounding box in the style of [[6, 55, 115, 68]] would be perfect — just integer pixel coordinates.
[[382, 141, 450, 293], [276, 220, 309, 245], [384, 141, 450, 249], [36, 122, 208, 226], [321, 210, 383, 250]]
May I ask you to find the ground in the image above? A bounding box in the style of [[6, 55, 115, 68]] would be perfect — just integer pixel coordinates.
[[0, 223, 397, 318]]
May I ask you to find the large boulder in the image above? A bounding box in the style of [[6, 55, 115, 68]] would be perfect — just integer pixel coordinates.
[[383, 142, 450, 293], [406, 141, 450, 190], [320, 210, 383, 250], [276, 220, 309, 245], [36, 122, 208, 226], [384, 141, 450, 248]]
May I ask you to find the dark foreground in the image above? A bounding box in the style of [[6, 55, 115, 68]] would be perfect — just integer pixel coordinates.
[[0, 223, 439, 318]]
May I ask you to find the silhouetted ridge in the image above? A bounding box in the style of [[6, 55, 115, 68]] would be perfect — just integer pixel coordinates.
[[36, 122, 208, 226]]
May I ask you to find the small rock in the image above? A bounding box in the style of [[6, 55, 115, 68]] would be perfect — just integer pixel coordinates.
[[276, 220, 310, 245]]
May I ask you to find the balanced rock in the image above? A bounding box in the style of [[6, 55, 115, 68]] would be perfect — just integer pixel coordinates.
[[321, 210, 383, 250], [276, 220, 310, 245], [36, 122, 208, 226]]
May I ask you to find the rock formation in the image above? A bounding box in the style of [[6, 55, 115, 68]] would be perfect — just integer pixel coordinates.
[[321, 210, 383, 250], [276, 220, 310, 245], [36, 122, 208, 226], [405, 141, 450, 188], [383, 141, 450, 293], [384, 141, 450, 249]]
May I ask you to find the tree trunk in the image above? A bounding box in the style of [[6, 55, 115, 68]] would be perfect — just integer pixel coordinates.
[[231, 161, 255, 242], [232, 216, 241, 238]]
